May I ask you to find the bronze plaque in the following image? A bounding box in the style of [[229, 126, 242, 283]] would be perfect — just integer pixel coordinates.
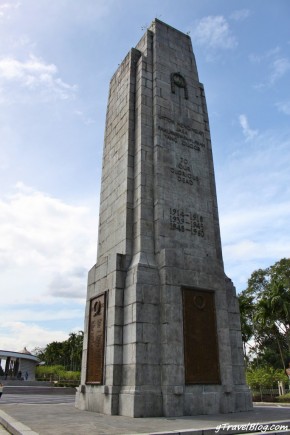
[[86, 293, 106, 384], [183, 288, 220, 384]]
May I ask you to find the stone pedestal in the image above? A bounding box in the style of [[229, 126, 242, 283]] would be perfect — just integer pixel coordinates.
[[75, 19, 253, 417]]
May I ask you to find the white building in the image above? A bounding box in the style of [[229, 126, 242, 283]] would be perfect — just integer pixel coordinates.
[[0, 347, 40, 381]]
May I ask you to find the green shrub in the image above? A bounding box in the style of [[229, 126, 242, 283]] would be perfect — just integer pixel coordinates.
[[246, 367, 286, 389], [277, 393, 290, 402], [35, 365, 80, 382]]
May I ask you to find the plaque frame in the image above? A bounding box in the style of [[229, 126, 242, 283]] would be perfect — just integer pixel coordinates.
[[86, 292, 107, 385], [182, 287, 220, 385]]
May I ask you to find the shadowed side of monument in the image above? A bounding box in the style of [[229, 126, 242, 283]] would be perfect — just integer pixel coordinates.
[[75, 19, 253, 418]]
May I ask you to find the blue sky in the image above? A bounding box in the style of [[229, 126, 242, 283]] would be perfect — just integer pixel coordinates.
[[0, 0, 290, 352]]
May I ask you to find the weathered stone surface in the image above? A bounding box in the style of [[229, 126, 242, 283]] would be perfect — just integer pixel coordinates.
[[75, 19, 252, 417]]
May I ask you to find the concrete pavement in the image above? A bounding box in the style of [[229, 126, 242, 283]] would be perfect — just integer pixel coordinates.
[[1, 399, 290, 435], [0, 423, 10, 435]]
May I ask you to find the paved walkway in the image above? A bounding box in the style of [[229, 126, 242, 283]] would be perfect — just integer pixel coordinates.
[[1, 399, 290, 435], [0, 424, 10, 434], [0, 394, 75, 405]]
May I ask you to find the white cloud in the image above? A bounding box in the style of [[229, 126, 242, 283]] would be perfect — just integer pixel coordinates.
[[238, 114, 258, 141], [0, 2, 20, 18], [222, 209, 290, 291], [0, 55, 56, 80], [221, 202, 290, 245], [74, 110, 96, 125], [0, 183, 98, 302], [218, 128, 290, 291], [269, 57, 290, 84], [48, 268, 88, 298], [249, 46, 281, 64], [250, 48, 290, 88], [2, 306, 84, 324], [276, 100, 290, 115], [0, 54, 77, 103], [0, 184, 97, 351], [230, 9, 250, 21], [0, 321, 69, 352], [192, 16, 237, 50]]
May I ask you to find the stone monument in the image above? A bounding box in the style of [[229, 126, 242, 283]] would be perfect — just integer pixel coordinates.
[[76, 19, 252, 417]]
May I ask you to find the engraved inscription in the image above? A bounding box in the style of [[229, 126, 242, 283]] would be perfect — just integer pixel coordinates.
[[170, 208, 184, 232], [86, 293, 106, 384], [158, 126, 204, 150], [183, 288, 220, 384], [170, 157, 199, 186], [170, 208, 204, 237], [158, 116, 205, 151]]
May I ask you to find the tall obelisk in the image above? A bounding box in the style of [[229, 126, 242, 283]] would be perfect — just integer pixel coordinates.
[[76, 19, 252, 417]]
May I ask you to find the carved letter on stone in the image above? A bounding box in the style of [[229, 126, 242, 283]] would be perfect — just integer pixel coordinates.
[[171, 72, 188, 99]]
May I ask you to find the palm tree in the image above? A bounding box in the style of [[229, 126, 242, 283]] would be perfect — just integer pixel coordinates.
[[240, 258, 290, 368]]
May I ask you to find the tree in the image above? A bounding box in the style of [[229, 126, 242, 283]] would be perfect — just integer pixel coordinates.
[[238, 290, 254, 360], [33, 331, 84, 371], [66, 331, 84, 372], [246, 366, 285, 390], [239, 258, 290, 369]]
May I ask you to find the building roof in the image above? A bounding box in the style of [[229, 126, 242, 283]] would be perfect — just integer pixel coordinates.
[[0, 349, 39, 363]]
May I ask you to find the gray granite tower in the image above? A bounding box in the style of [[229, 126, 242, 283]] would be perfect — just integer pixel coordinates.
[[75, 19, 252, 417]]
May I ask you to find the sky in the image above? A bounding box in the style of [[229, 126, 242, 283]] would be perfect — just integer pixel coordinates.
[[0, 0, 290, 353]]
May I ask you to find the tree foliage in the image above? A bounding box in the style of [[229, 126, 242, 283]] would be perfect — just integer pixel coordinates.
[[246, 366, 285, 390], [35, 365, 80, 382], [33, 331, 84, 372], [239, 258, 290, 369]]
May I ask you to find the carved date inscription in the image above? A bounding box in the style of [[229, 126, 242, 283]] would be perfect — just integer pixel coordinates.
[[86, 293, 106, 384], [183, 288, 220, 384], [170, 208, 204, 237]]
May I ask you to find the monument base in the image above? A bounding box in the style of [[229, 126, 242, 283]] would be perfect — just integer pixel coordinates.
[[75, 384, 252, 417]]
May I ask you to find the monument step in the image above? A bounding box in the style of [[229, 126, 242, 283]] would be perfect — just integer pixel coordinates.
[[3, 385, 76, 395], [1, 380, 52, 387]]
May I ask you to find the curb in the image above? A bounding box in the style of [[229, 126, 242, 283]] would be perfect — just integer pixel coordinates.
[[0, 410, 39, 435]]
